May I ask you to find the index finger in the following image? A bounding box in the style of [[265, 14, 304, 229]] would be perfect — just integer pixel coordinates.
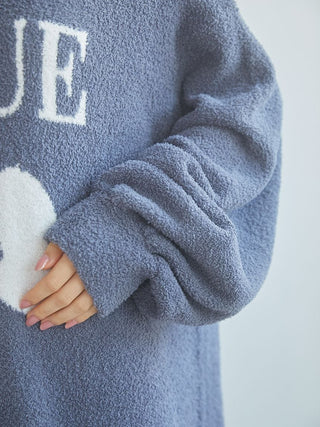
[[20, 253, 76, 308]]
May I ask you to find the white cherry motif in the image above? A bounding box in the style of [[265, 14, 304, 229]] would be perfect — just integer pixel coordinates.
[[0, 165, 56, 314]]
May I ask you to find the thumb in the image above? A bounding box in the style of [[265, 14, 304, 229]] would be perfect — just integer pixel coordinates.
[[34, 242, 63, 271]]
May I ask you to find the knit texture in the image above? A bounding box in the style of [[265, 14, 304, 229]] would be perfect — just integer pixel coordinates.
[[0, 0, 282, 425]]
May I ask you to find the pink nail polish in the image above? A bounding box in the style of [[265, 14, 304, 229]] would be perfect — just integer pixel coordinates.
[[20, 299, 32, 309], [40, 321, 54, 331], [26, 315, 40, 327], [65, 319, 78, 329], [35, 254, 50, 271]]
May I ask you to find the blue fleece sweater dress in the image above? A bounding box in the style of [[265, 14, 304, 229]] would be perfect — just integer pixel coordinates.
[[0, 0, 283, 425]]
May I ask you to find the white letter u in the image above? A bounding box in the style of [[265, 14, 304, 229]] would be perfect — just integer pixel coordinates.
[[0, 17, 27, 118]]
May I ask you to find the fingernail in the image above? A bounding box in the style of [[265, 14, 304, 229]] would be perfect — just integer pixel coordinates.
[[20, 299, 32, 309], [26, 315, 40, 327], [35, 254, 50, 271], [40, 320, 54, 331], [65, 319, 78, 329]]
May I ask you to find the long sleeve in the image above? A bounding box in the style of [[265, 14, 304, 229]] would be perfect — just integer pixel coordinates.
[[43, 0, 283, 326]]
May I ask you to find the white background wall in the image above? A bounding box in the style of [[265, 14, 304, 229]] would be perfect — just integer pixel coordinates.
[[220, 1, 320, 426]]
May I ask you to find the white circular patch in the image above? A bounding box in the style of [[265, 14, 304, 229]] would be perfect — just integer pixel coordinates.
[[0, 165, 57, 313]]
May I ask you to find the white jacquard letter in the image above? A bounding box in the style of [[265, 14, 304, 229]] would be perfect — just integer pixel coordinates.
[[0, 18, 27, 117], [38, 20, 87, 125]]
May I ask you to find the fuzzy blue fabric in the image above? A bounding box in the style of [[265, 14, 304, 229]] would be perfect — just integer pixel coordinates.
[[0, 0, 282, 425]]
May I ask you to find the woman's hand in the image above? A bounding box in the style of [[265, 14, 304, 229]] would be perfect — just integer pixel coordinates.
[[19, 242, 98, 330]]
